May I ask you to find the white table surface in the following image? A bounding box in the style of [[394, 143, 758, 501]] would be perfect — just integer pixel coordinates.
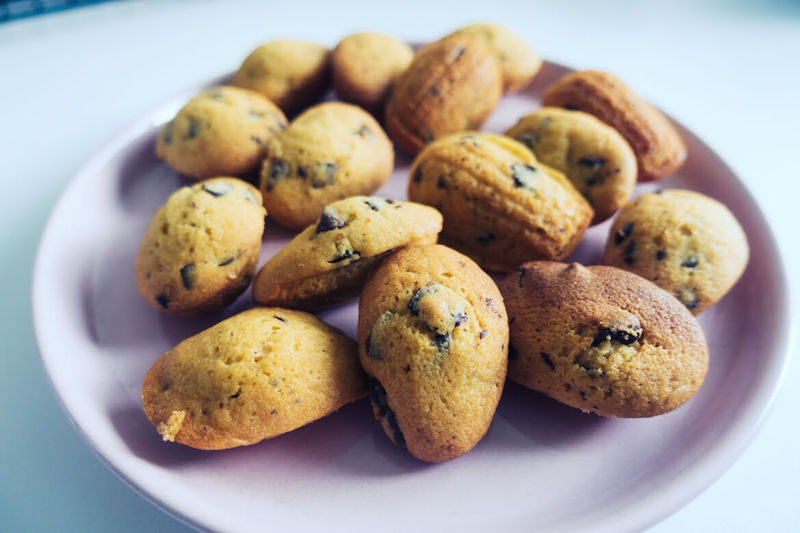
[[1, 0, 798, 531]]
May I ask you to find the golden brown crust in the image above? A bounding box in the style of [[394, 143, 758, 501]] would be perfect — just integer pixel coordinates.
[[252, 196, 443, 310], [542, 70, 687, 182], [231, 40, 330, 115], [602, 189, 749, 314], [408, 132, 593, 272], [141, 307, 366, 450], [384, 35, 502, 155], [331, 32, 414, 114], [504, 107, 637, 224], [260, 102, 395, 230], [134, 177, 265, 316], [155, 86, 288, 179], [358, 244, 508, 462], [500, 261, 708, 418], [446, 23, 542, 93]]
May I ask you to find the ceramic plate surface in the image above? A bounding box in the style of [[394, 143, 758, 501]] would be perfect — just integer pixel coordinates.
[[33, 62, 791, 533]]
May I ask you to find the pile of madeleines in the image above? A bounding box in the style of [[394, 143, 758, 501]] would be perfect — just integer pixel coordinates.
[[135, 24, 749, 463]]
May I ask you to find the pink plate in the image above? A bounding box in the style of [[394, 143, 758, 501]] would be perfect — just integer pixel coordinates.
[[33, 62, 791, 532]]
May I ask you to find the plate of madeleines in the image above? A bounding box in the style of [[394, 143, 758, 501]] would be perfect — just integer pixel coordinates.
[[33, 24, 790, 533]]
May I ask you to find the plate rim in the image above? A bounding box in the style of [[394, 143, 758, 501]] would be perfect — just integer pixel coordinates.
[[31, 60, 795, 533]]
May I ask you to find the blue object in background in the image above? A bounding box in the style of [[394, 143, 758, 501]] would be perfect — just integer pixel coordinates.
[[0, 0, 115, 23]]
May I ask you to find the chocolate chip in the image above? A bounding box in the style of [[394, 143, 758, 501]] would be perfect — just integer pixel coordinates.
[[201, 181, 233, 197], [251, 135, 262, 145], [311, 162, 337, 189], [297, 166, 307, 178], [179, 264, 196, 290], [412, 164, 424, 183], [155, 294, 170, 309], [433, 333, 451, 352], [356, 124, 373, 138], [185, 119, 200, 140], [452, 310, 468, 328], [591, 326, 642, 347], [614, 222, 634, 245], [364, 198, 386, 211], [408, 284, 439, 315], [269, 159, 290, 179], [479, 328, 488, 339], [273, 315, 286, 323], [623, 240, 637, 265], [656, 249, 668, 260], [460, 134, 480, 147], [540, 352, 555, 371], [437, 175, 448, 189], [217, 257, 235, 266], [449, 45, 466, 62], [516, 132, 539, 149], [429, 85, 441, 96], [510, 163, 538, 191], [328, 249, 359, 263], [577, 157, 605, 169], [516, 266, 527, 288], [209, 91, 225, 100], [681, 257, 699, 268], [315, 208, 347, 233], [365, 333, 381, 360], [476, 231, 495, 244], [686, 299, 699, 310], [367, 376, 406, 448]]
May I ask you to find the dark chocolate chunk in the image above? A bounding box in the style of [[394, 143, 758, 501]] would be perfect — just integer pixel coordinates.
[[311, 162, 337, 189], [656, 248, 668, 260], [591, 326, 642, 347], [412, 164, 424, 183], [449, 45, 466, 62], [681, 257, 699, 268], [407, 283, 439, 315], [250, 135, 263, 145], [614, 222, 634, 245], [201, 181, 233, 197], [179, 264, 196, 290], [315, 208, 347, 233], [437, 175, 448, 189], [686, 299, 699, 310], [365, 333, 381, 360], [155, 294, 170, 309], [476, 231, 495, 244], [510, 163, 538, 191], [229, 388, 241, 399], [268, 159, 290, 178], [433, 333, 451, 352], [217, 257, 235, 266], [367, 376, 406, 448], [623, 240, 637, 265], [328, 249, 359, 263], [479, 328, 488, 339], [356, 124, 373, 138], [540, 352, 555, 371], [273, 315, 287, 323], [516, 132, 539, 149], [185, 119, 200, 140], [429, 85, 441, 96], [452, 310, 468, 328], [516, 266, 527, 288], [297, 166, 307, 178], [577, 157, 605, 170]]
